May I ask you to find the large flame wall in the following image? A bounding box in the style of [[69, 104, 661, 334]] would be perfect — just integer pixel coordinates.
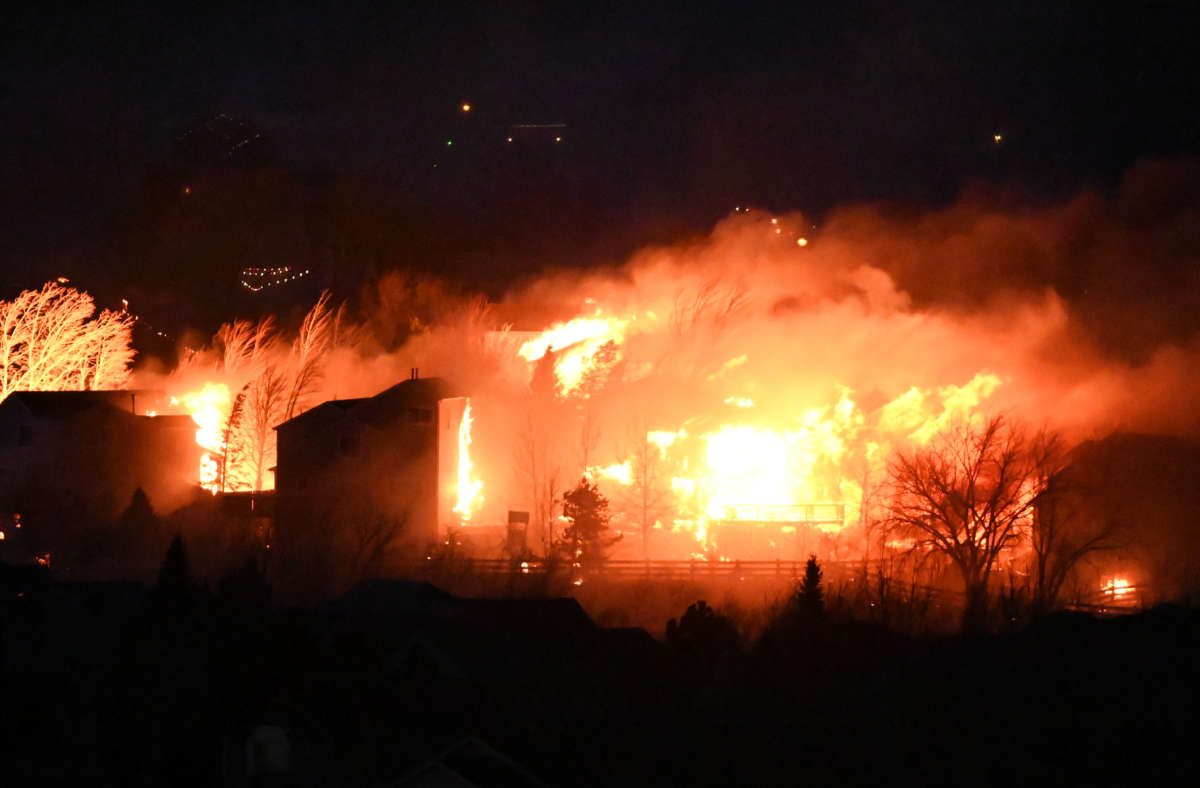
[[151, 162, 1200, 569]]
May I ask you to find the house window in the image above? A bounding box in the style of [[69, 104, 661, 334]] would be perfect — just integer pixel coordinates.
[[406, 408, 433, 424]]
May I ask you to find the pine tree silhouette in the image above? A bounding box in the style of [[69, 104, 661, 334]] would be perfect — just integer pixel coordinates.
[[154, 533, 199, 616], [798, 554, 824, 617]]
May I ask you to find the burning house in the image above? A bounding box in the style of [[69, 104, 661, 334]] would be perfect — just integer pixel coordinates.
[[273, 373, 482, 581]]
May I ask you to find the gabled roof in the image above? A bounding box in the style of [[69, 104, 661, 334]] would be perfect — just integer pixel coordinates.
[[0, 389, 165, 418], [325, 579, 456, 619], [350, 377, 462, 428], [275, 376, 463, 432], [389, 736, 550, 788], [452, 596, 599, 638], [272, 398, 368, 432]]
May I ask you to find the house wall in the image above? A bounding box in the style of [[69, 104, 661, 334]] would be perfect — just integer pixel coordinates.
[[0, 398, 199, 522], [274, 387, 455, 586]]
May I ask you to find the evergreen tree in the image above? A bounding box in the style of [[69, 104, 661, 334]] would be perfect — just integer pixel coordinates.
[[115, 487, 161, 578], [558, 477, 620, 570], [154, 534, 199, 616], [798, 554, 825, 617]]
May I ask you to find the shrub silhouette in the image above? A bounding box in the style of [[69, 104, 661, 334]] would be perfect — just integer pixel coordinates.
[[666, 600, 742, 662]]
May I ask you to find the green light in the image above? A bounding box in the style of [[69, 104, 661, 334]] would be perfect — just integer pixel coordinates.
[[446, 139, 453, 146]]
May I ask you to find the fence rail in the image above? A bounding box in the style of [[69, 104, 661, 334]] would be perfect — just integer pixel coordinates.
[[409, 557, 874, 581], [402, 559, 1150, 613]]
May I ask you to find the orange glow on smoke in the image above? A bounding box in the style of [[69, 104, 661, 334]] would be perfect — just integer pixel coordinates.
[[453, 400, 484, 520], [175, 382, 231, 493]]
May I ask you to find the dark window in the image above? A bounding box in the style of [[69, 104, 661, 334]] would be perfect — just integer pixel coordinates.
[[406, 408, 433, 424], [17, 426, 32, 446]]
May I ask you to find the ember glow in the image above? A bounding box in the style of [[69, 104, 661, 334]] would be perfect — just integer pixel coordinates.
[[1104, 577, 1134, 601]]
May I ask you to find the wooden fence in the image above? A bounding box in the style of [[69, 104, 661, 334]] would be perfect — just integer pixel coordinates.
[[407, 557, 874, 582]]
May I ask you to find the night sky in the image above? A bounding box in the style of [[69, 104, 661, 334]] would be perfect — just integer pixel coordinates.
[[1, 2, 1197, 320]]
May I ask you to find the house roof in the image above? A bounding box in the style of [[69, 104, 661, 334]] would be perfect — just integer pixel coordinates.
[[452, 597, 599, 638], [351, 377, 462, 427], [272, 398, 369, 432], [275, 376, 463, 432], [389, 736, 550, 788], [326, 579, 455, 618], [0, 389, 165, 418]]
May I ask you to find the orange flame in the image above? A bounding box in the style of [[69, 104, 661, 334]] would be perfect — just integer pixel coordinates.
[[517, 314, 628, 394], [453, 400, 483, 520], [1104, 577, 1134, 600], [175, 383, 231, 493]]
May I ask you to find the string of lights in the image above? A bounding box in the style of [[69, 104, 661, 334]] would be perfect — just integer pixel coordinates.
[[240, 267, 312, 293]]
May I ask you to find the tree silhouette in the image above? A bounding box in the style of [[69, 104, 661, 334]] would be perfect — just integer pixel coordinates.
[[798, 554, 825, 617], [887, 415, 1047, 631], [618, 421, 674, 560], [1026, 433, 1118, 614], [114, 487, 163, 579], [154, 533, 199, 615], [666, 600, 741, 663], [185, 292, 346, 492], [559, 477, 620, 571]]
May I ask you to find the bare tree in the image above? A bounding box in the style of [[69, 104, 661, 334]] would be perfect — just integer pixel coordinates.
[[283, 291, 335, 420], [198, 293, 340, 492], [618, 423, 674, 559], [513, 351, 569, 557], [572, 338, 620, 473], [1027, 433, 1118, 613], [886, 415, 1044, 630], [0, 282, 134, 396], [668, 280, 748, 337], [516, 407, 563, 558], [223, 368, 288, 492], [215, 317, 277, 382]]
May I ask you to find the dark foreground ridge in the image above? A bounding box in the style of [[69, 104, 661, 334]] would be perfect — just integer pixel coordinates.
[[2, 563, 1197, 786]]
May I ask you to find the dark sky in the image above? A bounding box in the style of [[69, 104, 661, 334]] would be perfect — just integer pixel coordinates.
[[1, 1, 1197, 297]]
